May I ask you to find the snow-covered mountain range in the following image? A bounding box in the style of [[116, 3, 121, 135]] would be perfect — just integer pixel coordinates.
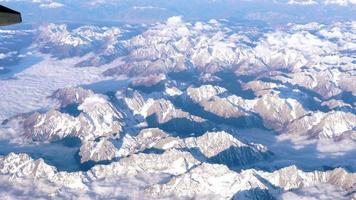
[[0, 14, 355, 199]]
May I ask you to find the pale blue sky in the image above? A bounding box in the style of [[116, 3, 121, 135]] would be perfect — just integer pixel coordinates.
[[1, 0, 355, 25]]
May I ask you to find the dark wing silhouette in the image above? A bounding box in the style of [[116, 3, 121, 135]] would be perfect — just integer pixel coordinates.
[[0, 5, 22, 26]]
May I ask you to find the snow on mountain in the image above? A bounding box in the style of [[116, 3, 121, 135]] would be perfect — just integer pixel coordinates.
[[2, 18, 354, 100], [51, 87, 94, 107], [104, 17, 253, 76], [185, 85, 256, 123], [262, 165, 355, 191], [147, 163, 356, 199], [1, 152, 354, 200], [0, 149, 200, 193], [79, 138, 117, 163], [102, 18, 354, 81], [0, 153, 85, 189], [36, 23, 121, 48], [123, 89, 207, 128], [19, 88, 124, 142], [147, 163, 262, 199], [283, 110, 356, 140], [181, 131, 272, 167], [0, 153, 56, 179], [102, 18, 356, 101], [22, 110, 80, 141], [32, 23, 128, 67], [186, 84, 308, 130], [117, 128, 174, 157], [261, 21, 356, 99], [0, 150, 201, 195], [1, 88, 124, 163], [92, 148, 200, 178], [187, 85, 227, 102], [117, 128, 271, 168]]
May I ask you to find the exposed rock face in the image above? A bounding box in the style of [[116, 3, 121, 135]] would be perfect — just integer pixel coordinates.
[[23, 110, 79, 141], [181, 131, 272, 167], [51, 87, 94, 107], [123, 90, 210, 135], [186, 84, 308, 130], [79, 138, 118, 163]]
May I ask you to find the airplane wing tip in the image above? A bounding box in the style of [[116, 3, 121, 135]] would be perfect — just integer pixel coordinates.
[[0, 5, 22, 26]]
